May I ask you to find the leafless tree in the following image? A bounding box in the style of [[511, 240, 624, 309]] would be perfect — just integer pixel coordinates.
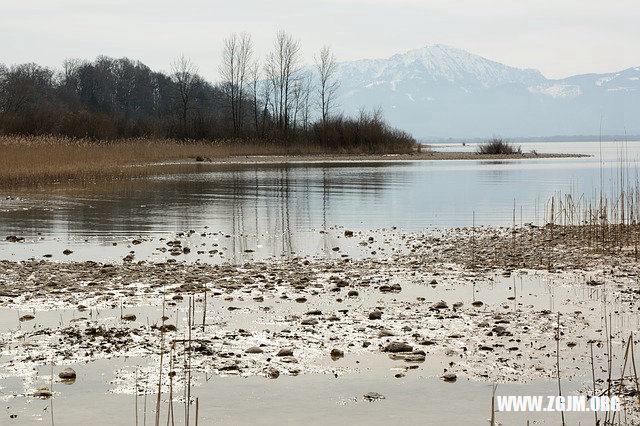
[[170, 55, 198, 132], [291, 71, 313, 132], [219, 33, 253, 136], [265, 31, 302, 137], [316, 46, 340, 128]]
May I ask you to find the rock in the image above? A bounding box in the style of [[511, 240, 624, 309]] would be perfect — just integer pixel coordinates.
[[420, 339, 437, 346], [19, 314, 35, 322], [276, 348, 294, 357], [363, 392, 385, 402], [59, 368, 76, 380], [305, 310, 322, 315], [368, 310, 382, 320], [301, 318, 318, 325], [122, 314, 136, 321], [330, 348, 344, 360], [195, 156, 205, 162], [63, 249, 73, 255], [382, 342, 413, 353], [344, 230, 354, 237], [347, 290, 359, 297], [295, 297, 307, 303], [472, 301, 484, 307], [452, 302, 463, 308], [34, 386, 52, 398], [265, 367, 279, 379], [281, 356, 298, 363], [430, 300, 448, 309], [245, 346, 264, 354], [442, 373, 457, 382], [378, 329, 395, 337]]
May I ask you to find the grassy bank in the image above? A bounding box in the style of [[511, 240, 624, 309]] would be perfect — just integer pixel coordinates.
[[0, 135, 420, 188]]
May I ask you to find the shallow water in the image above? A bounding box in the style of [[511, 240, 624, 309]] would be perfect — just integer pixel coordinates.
[[2, 141, 640, 263], [1, 273, 629, 425]]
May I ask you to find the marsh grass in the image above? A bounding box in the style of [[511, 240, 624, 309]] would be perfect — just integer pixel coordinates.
[[0, 135, 415, 188]]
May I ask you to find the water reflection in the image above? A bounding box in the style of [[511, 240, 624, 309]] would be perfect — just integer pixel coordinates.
[[1, 142, 640, 260]]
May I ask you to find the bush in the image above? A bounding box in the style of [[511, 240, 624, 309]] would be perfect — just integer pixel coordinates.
[[476, 138, 521, 155]]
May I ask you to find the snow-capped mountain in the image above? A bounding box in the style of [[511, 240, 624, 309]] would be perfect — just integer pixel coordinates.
[[335, 45, 640, 138]]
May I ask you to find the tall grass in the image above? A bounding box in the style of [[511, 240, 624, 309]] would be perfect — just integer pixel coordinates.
[[0, 134, 416, 188]]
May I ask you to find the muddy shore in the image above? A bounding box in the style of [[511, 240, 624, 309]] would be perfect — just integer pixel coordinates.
[[1, 224, 638, 422]]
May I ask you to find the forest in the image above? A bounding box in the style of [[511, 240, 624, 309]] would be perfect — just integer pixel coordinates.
[[0, 31, 416, 153]]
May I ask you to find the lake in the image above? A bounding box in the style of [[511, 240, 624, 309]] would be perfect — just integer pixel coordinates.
[[2, 141, 638, 263]]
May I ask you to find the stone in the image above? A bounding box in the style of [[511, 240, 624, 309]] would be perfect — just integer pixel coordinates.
[[330, 348, 344, 360], [276, 348, 294, 357], [368, 310, 382, 320], [34, 386, 52, 398], [59, 367, 77, 380], [245, 346, 264, 354], [431, 300, 448, 309], [122, 314, 136, 321], [265, 367, 279, 379], [382, 342, 413, 353], [19, 314, 35, 322], [442, 373, 457, 382], [363, 392, 385, 402]]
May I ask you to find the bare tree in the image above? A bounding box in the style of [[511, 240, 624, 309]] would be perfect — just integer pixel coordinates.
[[219, 33, 253, 136], [170, 55, 198, 133], [248, 61, 262, 136], [265, 31, 302, 137], [316, 46, 340, 129], [291, 71, 313, 133]]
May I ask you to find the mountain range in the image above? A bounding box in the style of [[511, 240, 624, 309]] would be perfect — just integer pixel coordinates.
[[334, 44, 640, 139]]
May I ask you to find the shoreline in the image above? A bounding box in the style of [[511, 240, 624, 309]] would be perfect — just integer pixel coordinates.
[[178, 150, 589, 165]]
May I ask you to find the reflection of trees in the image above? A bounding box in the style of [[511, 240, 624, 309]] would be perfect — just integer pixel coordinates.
[[0, 162, 405, 259]]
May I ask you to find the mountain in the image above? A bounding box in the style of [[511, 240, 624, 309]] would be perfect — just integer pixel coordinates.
[[335, 44, 640, 139]]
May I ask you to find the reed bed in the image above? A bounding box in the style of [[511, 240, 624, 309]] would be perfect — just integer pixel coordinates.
[[0, 134, 412, 188]]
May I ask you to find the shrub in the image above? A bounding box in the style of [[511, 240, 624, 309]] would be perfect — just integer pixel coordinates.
[[476, 138, 521, 155]]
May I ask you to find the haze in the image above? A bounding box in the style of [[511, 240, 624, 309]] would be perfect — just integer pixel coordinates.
[[2, 0, 639, 81]]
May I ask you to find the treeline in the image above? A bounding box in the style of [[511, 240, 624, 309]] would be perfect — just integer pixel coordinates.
[[0, 31, 416, 152]]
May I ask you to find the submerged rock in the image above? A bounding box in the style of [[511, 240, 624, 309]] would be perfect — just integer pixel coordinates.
[[363, 392, 385, 402], [34, 386, 52, 398], [442, 373, 457, 382]]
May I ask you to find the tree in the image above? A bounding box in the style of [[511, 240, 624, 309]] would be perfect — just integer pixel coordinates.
[[219, 33, 253, 136], [315, 46, 339, 129], [265, 31, 302, 137], [170, 55, 198, 134]]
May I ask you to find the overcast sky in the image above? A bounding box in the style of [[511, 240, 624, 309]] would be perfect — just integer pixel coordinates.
[[2, 0, 639, 81]]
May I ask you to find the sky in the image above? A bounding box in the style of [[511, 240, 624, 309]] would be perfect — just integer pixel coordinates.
[[2, 0, 639, 81]]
